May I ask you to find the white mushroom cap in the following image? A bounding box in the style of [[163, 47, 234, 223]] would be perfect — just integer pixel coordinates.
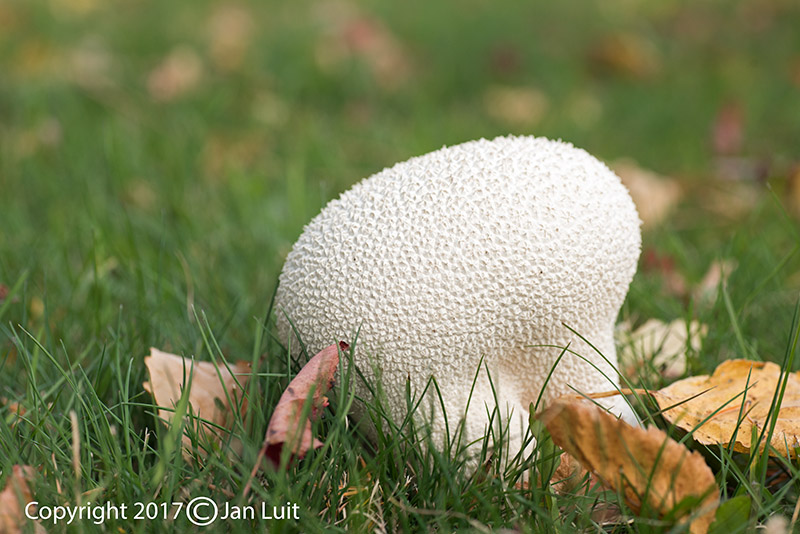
[[275, 135, 641, 456]]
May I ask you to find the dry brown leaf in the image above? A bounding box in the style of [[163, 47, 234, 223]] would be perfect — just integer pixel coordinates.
[[484, 86, 549, 127], [540, 398, 719, 534], [0, 466, 38, 534], [146, 46, 203, 102], [617, 319, 707, 380], [143, 348, 250, 456], [652, 359, 800, 457], [262, 342, 345, 469], [613, 159, 682, 229], [550, 451, 588, 494]]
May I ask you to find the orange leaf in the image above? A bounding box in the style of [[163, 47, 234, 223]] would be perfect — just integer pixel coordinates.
[[540, 398, 719, 534]]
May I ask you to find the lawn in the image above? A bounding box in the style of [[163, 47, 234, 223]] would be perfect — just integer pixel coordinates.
[[1, 0, 800, 532]]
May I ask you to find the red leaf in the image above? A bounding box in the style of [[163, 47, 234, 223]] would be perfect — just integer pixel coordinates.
[[262, 341, 346, 469]]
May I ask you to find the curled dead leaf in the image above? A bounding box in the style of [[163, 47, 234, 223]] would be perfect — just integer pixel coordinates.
[[143, 348, 250, 457], [651, 359, 800, 457], [539, 398, 719, 534], [262, 342, 346, 469]]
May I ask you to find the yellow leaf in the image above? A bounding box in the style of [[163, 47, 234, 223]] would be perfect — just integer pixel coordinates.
[[540, 398, 719, 534], [143, 348, 250, 456], [651, 359, 800, 457]]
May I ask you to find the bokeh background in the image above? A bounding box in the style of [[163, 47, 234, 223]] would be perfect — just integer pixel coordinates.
[[1, 0, 800, 367]]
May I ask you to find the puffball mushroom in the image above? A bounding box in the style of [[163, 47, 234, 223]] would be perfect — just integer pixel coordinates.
[[275, 135, 641, 456]]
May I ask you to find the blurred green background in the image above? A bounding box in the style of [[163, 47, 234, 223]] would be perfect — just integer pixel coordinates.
[[1, 0, 799, 366], [2, 1, 800, 530]]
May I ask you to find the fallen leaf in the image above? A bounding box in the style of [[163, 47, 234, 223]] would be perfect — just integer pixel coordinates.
[[488, 44, 522, 76], [1, 398, 25, 430], [262, 342, 346, 469], [146, 46, 203, 102], [540, 398, 719, 534], [10, 39, 60, 79], [617, 319, 707, 380], [711, 102, 743, 157], [143, 348, 250, 456], [50, 0, 99, 16], [697, 181, 760, 221], [484, 86, 549, 127], [613, 159, 682, 229], [713, 157, 768, 183], [312, 0, 411, 90], [641, 248, 689, 297], [207, 4, 253, 72], [693, 259, 737, 305], [201, 132, 268, 178], [13, 118, 63, 159], [787, 164, 800, 218], [587, 32, 661, 80], [550, 451, 588, 494], [66, 36, 114, 91], [651, 359, 800, 457], [0, 466, 37, 534], [762, 514, 789, 534], [792, 57, 800, 90]]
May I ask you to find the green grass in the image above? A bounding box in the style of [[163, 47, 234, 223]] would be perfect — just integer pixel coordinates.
[[2, 0, 800, 531]]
